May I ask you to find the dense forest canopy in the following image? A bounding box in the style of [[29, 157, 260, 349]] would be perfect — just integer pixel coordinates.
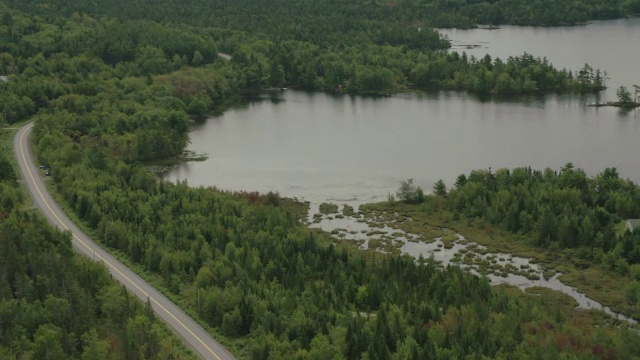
[[6, 0, 640, 29], [0, 137, 194, 359], [2, 0, 640, 358], [0, 0, 606, 106], [420, 165, 640, 315]]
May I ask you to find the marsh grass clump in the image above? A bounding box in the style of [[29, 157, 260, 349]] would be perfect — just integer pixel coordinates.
[[488, 264, 501, 271], [342, 204, 356, 216], [525, 287, 579, 312], [319, 202, 339, 214], [368, 239, 382, 250], [463, 255, 475, 265], [543, 270, 556, 280]]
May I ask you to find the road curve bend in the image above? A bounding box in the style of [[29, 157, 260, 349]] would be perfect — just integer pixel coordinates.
[[14, 123, 235, 360]]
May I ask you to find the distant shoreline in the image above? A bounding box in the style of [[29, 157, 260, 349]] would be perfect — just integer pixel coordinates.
[[587, 101, 640, 109]]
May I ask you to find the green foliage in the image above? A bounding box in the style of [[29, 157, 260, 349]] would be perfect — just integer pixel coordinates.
[[319, 202, 339, 214], [191, 50, 203, 66], [0, 169, 193, 359], [5, 0, 632, 33], [433, 179, 447, 197], [396, 178, 425, 204], [0, 151, 16, 182], [441, 164, 640, 273], [34, 106, 640, 357], [0, 0, 605, 97], [606, 84, 640, 109], [617, 85, 633, 103], [187, 96, 209, 117], [626, 0, 640, 14], [2, 1, 639, 358]]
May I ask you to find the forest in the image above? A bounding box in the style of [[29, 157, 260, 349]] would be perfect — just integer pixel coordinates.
[[2, 0, 640, 358], [396, 165, 640, 318], [0, 135, 194, 359], [0, 0, 607, 97], [437, 165, 640, 269], [5, 0, 640, 29]]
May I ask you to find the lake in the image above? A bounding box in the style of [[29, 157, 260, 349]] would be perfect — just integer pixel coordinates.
[[161, 18, 640, 204]]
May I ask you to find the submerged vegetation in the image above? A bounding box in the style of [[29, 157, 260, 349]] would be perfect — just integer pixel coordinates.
[[1, 0, 639, 358]]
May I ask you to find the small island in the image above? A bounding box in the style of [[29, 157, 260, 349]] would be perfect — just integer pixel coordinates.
[[588, 84, 640, 108]]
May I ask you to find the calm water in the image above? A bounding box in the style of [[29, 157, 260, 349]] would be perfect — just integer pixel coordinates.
[[162, 18, 640, 203]]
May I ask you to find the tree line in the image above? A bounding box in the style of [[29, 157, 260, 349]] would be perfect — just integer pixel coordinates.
[[421, 164, 640, 318], [436, 165, 640, 270], [0, 1, 606, 102], [5, 0, 639, 31]]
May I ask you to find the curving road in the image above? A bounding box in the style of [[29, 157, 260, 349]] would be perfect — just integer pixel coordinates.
[[14, 123, 235, 360]]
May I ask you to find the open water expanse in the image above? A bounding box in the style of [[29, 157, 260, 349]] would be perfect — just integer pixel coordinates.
[[163, 18, 640, 204], [161, 18, 640, 321]]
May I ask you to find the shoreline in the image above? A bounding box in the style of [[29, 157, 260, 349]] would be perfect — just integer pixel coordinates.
[[587, 101, 640, 108]]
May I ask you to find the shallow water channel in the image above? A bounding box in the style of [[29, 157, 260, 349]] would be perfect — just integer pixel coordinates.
[[308, 203, 637, 324]]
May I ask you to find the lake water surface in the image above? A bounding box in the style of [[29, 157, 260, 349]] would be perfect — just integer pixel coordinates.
[[162, 19, 640, 202]]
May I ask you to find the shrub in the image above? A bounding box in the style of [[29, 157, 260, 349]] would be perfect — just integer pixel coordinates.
[[396, 178, 425, 204]]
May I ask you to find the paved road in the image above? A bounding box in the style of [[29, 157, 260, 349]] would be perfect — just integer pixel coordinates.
[[14, 123, 236, 360]]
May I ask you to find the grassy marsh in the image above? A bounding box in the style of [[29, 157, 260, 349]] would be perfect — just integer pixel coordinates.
[[356, 201, 640, 321]]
